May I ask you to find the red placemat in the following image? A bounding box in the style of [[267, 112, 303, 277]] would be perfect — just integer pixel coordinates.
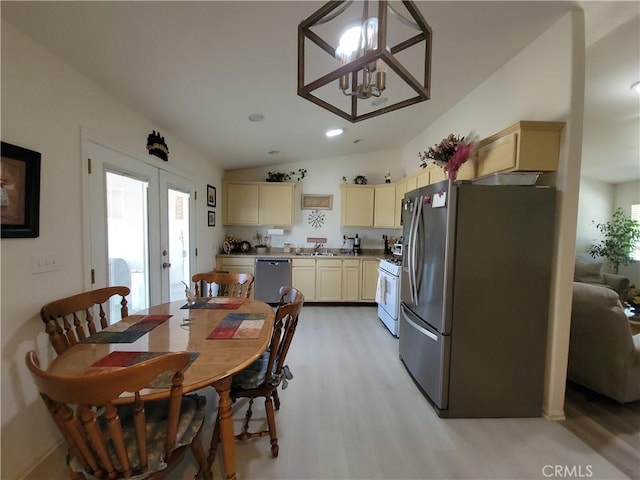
[[207, 313, 266, 339]]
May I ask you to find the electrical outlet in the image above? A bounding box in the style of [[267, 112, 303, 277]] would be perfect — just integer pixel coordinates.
[[31, 252, 60, 274]]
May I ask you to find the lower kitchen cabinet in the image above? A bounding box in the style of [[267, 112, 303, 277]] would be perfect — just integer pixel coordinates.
[[315, 259, 343, 301], [342, 259, 361, 301], [361, 260, 379, 301], [292, 258, 316, 301], [216, 256, 255, 275]]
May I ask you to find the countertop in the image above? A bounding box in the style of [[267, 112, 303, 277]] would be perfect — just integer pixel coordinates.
[[216, 249, 390, 261]]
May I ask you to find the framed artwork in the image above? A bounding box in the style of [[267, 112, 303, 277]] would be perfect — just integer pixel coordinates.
[[1, 141, 41, 238], [207, 185, 216, 207], [208, 211, 216, 227], [301, 194, 333, 210]]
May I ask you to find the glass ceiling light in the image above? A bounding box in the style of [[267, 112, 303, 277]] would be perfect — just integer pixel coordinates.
[[298, 0, 432, 123]]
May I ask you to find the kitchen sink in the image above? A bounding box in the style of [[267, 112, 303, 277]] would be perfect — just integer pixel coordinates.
[[296, 252, 337, 257]]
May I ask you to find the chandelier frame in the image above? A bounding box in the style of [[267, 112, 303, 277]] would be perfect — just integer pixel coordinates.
[[297, 0, 432, 122]]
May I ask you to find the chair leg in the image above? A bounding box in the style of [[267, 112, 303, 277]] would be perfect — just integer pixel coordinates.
[[265, 396, 279, 457], [207, 414, 221, 467], [190, 431, 213, 480], [236, 398, 254, 441], [273, 389, 281, 410]]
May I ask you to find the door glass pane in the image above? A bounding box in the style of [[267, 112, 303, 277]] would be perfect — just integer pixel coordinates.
[[106, 171, 149, 313], [167, 188, 191, 302]]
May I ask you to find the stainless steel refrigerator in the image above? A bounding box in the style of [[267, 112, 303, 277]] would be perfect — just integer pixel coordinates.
[[399, 179, 556, 417]]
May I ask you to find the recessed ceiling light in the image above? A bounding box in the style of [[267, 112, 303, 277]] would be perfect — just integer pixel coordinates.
[[326, 128, 344, 138], [631, 81, 640, 93], [248, 113, 265, 122]]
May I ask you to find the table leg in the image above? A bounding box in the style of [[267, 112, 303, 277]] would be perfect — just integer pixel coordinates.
[[211, 376, 237, 480]]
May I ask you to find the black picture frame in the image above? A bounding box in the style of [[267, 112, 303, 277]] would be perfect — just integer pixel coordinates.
[[207, 185, 216, 207], [208, 211, 216, 227], [1, 141, 41, 238]]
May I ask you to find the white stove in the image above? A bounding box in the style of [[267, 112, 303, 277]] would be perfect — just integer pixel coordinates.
[[379, 257, 402, 276], [376, 257, 402, 336]]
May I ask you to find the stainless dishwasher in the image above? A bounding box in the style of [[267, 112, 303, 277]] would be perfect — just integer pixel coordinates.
[[254, 258, 292, 304]]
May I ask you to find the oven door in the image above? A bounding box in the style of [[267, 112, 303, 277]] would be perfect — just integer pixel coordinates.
[[376, 267, 399, 319]]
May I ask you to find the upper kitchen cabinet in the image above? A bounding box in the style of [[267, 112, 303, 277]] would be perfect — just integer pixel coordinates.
[[341, 185, 374, 227], [222, 181, 295, 226], [474, 121, 564, 177], [374, 184, 396, 228]]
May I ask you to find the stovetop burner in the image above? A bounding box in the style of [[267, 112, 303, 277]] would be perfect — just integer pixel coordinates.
[[379, 257, 402, 276]]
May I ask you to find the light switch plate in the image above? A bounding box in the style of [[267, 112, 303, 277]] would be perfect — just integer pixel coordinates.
[[32, 252, 59, 274]]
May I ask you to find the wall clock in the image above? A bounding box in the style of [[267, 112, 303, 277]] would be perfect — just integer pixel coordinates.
[[308, 209, 325, 229]]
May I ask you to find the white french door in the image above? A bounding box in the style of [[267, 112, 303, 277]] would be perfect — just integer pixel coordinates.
[[85, 139, 195, 312]]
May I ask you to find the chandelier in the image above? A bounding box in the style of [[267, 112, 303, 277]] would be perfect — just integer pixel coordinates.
[[298, 0, 432, 122]]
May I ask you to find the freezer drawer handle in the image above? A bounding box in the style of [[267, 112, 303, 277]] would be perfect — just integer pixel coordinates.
[[404, 312, 438, 341]]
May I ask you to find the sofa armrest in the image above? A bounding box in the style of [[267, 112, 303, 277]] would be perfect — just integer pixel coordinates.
[[602, 273, 630, 296]]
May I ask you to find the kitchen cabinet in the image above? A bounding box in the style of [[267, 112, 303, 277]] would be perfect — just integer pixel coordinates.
[[394, 181, 407, 228], [215, 257, 255, 298], [361, 259, 379, 301], [374, 184, 396, 228], [340, 185, 374, 227], [316, 258, 343, 301], [217, 256, 255, 275], [474, 121, 564, 177], [342, 259, 361, 301], [222, 182, 294, 226], [292, 258, 316, 301]]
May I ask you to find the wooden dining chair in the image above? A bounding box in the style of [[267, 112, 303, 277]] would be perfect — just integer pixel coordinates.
[[40, 286, 130, 355], [209, 287, 304, 460], [192, 272, 254, 298], [25, 350, 212, 480]]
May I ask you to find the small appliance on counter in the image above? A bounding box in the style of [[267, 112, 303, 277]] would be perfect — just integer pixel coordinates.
[[353, 233, 361, 255]]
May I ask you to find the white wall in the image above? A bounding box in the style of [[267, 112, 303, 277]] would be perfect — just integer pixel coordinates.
[[0, 22, 224, 479], [401, 11, 585, 419], [575, 177, 615, 259], [223, 149, 405, 252]]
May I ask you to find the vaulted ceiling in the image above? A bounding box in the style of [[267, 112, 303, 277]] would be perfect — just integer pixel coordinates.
[[2, 1, 638, 183]]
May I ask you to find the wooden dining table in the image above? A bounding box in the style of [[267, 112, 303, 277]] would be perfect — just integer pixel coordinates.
[[47, 297, 275, 480]]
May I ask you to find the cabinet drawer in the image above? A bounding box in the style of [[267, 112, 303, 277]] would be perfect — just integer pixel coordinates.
[[343, 259, 360, 267], [316, 259, 342, 268], [219, 257, 254, 267], [292, 258, 316, 267]]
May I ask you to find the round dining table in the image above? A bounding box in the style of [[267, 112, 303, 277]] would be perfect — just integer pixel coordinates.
[[47, 297, 275, 480]]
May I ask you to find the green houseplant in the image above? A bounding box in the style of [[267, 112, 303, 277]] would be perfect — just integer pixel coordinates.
[[588, 207, 640, 273]]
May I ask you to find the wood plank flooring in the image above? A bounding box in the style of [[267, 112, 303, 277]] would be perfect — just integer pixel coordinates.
[[560, 381, 640, 479], [27, 306, 633, 480]]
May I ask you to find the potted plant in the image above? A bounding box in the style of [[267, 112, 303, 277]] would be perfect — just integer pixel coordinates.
[[254, 230, 269, 254], [266, 168, 307, 182], [588, 207, 640, 273]]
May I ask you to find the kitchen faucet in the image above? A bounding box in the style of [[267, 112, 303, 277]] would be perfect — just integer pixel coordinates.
[[314, 243, 323, 253]]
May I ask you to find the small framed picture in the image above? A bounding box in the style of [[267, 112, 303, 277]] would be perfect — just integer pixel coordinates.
[[208, 211, 216, 227], [1, 141, 41, 238], [207, 184, 216, 207], [301, 194, 333, 210]]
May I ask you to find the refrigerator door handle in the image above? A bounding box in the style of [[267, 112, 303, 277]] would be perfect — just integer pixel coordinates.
[[411, 195, 424, 305], [403, 306, 438, 341], [407, 197, 418, 304]]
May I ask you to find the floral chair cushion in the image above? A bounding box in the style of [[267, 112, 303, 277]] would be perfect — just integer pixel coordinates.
[[69, 394, 206, 479], [232, 351, 270, 390]]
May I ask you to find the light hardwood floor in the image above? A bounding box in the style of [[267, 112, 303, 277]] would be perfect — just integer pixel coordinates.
[[28, 306, 633, 480]]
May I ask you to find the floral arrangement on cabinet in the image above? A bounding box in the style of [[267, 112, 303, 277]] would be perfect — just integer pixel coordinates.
[[418, 132, 479, 179]]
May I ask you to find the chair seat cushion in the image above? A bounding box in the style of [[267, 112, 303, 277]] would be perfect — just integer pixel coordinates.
[[233, 351, 269, 390], [70, 394, 206, 479]]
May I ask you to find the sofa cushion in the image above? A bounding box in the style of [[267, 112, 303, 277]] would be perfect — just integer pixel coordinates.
[[574, 262, 604, 284]]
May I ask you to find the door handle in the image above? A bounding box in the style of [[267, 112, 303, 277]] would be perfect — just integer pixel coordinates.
[[162, 262, 171, 269]]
